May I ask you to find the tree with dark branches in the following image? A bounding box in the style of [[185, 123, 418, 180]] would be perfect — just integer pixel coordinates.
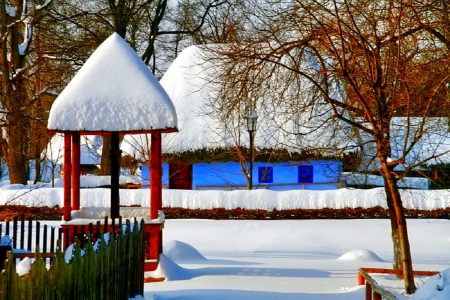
[[204, 0, 450, 294]]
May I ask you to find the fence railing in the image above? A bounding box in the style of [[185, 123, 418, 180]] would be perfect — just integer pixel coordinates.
[[0, 218, 145, 300], [0, 215, 61, 265], [358, 268, 439, 300]]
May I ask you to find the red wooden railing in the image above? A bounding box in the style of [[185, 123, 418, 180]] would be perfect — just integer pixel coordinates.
[[358, 268, 439, 300]]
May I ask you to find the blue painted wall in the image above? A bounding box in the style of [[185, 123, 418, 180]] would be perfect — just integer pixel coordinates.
[[193, 161, 341, 190], [141, 160, 342, 190], [141, 163, 170, 188]]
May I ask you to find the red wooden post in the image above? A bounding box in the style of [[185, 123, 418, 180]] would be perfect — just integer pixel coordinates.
[[63, 133, 72, 221], [150, 131, 162, 219], [358, 272, 365, 285], [365, 283, 372, 300], [144, 223, 164, 271], [373, 291, 382, 300], [72, 132, 81, 211]]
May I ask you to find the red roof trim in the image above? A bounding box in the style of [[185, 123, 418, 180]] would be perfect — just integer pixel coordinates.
[[48, 128, 178, 135]]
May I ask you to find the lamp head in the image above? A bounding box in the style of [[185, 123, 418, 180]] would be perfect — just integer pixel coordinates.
[[245, 108, 258, 132]]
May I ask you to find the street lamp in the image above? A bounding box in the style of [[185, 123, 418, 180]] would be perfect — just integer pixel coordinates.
[[244, 107, 258, 189]]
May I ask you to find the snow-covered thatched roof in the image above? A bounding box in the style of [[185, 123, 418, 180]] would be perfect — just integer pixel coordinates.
[[47, 33, 177, 133], [359, 117, 450, 170], [122, 45, 352, 159]]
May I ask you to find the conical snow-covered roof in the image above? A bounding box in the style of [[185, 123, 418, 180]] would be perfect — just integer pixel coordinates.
[[47, 33, 177, 133]]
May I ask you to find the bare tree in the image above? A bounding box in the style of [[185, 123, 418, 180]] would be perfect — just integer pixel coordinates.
[[204, 0, 450, 294], [49, 0, 233, 175], [0, 0, 72, 184]]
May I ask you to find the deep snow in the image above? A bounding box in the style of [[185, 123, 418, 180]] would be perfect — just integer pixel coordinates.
[[15, 24, 448, 300], [1, 182, 450, 299], [1, 177, 449, 211], [145, 218, 450, 300]]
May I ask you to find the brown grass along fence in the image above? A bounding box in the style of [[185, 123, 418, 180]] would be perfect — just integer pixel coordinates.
[[0, 218, 145, 300]]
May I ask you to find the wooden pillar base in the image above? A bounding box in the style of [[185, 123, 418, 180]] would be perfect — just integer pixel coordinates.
[[144, 222, 164, 272]]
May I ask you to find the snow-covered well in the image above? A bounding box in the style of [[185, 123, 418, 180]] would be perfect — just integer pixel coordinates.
[[47, 33, 177, 133], [46, 33, 177, 273]]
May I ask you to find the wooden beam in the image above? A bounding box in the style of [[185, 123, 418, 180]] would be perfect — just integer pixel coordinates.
[[365, 282, 372, 300], [110, 131, 121, 219], [150, 131, 162, 220], [63, 133, 72, 221], [72, 132, 81, 211], [360, 268, 439, 277]]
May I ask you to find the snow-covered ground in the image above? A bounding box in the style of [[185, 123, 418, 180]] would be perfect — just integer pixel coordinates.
[[1, 180, 450, 299], [149, 218, 450, 300], [1, 176, 450, 211], [1, 30, 442, 299]]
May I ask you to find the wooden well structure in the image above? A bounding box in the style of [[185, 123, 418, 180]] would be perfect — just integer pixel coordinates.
[[47, 33, 178, 271]]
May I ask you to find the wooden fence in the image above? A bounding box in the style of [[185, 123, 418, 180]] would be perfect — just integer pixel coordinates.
[[0, 215, 61, 265], [0, 218, 145, 300], [358, 268, 439, 300]]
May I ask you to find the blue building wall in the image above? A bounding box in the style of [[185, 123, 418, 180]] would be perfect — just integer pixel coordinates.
[[141, 163, 170, 188], [193, 161, 341, 190], [141, 160, 342, 190]]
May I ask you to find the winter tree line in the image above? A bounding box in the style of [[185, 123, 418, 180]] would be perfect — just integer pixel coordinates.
[[0, 0, 244, 184], [1, 0, 450, 294]]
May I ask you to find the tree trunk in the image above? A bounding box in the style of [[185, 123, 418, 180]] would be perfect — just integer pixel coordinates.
[[383, 185, 402, 271], [1, 4, 29, 185], [100, 135, 112, 176], [7, 120, 28, 184], [34, 158, 41, 185], [382, 170, 416, 294]]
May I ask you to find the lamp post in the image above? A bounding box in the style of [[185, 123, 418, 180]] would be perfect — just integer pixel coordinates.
[[245, 108, 258, 190]]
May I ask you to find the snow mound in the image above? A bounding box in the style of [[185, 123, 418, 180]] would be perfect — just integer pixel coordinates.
[[337, 249, 384, 262], [146, 254, 191, 281], [16, 257, 31, 276], [64, 244, 85, 263], [411, 268, 450, 300], [163, 240, 206, 262]]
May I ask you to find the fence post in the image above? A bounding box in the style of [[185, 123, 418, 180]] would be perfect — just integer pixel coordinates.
[[5, 220, 9, 236], [365, 282, 372, 300], [36, 221, 41, 252], [12, 217, 18, 249], [358, 271, 365, 285], [43, 225, 48, 253], [50, 227, 55, 253], [27, 218, 32, 251], [373, 291, 382, 300], [20, 215, 25, 249]]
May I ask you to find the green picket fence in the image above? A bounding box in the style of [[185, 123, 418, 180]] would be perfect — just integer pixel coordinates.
[[0, 218, 145, 300]]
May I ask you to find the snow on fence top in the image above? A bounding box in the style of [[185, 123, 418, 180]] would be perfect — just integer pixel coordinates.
[[47, 33, 177, 133]]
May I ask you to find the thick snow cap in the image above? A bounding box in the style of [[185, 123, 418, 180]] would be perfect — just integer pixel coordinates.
[[47, 33, 177, 132]]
